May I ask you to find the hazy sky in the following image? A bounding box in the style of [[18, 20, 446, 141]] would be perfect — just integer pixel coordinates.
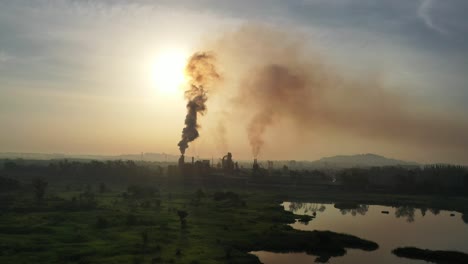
[[1, 0, 467, 164]]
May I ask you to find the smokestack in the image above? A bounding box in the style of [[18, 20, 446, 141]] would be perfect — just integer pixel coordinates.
[[178, 155, 185, 168], [192, 156, 194, 164], [268, 160, 273, 170], [253, 158, 259, 173]]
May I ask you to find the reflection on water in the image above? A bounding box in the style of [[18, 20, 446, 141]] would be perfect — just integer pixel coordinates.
[[395, 206, 416, 222], [288, 202, 326, 216], [253, 202, 468, 264], [338, 204, 369, 216]]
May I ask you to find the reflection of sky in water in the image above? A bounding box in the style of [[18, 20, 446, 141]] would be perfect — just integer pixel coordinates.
[[253, 202, 468, 264]]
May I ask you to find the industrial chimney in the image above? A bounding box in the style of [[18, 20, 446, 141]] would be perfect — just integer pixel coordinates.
[[253, 158, 259, 171], [178, 155, 185, 169]]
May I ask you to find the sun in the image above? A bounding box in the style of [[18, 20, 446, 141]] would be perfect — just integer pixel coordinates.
[[152, 50, 188, 94]]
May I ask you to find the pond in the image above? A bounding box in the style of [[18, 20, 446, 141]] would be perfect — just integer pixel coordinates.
[[252, 202, 468, 263]]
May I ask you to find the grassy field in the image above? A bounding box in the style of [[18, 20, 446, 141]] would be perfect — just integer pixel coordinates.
[[0, 186, 387, 264]]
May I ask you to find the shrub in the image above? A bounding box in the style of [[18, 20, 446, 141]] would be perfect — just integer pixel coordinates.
[[96, 216, 109, 229]]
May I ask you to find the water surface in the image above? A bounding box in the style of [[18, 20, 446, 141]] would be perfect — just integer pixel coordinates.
[[253, 202, 468, 263]]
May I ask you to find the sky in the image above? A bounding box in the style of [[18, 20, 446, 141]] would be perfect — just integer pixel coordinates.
[[0, 0, 467, 164]]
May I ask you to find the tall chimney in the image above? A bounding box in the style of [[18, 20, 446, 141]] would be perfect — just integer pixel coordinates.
[[192, 156, 194, 164], [178, 155, 185, 168], [253, 158, 259, 173]]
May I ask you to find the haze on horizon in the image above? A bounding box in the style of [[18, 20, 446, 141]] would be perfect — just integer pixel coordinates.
[[1, 0, 468, 164]]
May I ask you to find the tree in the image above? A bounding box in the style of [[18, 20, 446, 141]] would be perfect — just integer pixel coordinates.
[[177, 210, 188, 227], [141, 229, 149, 252], [191, 189, 206, 206], [0, 176, 20, 191], [32, 177, 48, 203], [79, 189, 97, 209], [195, 189, 205, 200], [340, 168, 369, 189], [4, 161, 17, 171], [96, 216, 109, 229], [99, 182, 107, 193]]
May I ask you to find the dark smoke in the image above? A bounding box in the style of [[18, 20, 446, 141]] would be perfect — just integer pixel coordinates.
[[178, 52, 220, 154], [214, 111, 229, 153], [245, 65, 309, 157], [209, 25, 468, 160]]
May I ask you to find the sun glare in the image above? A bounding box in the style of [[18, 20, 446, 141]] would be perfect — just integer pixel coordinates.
[[152, 51, 188, 94]]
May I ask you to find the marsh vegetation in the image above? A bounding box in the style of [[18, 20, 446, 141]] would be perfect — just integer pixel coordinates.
[[1, 159, 467, 263]]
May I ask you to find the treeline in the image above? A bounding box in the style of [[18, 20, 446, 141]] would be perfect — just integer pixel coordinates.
[[0, 176, 20, 191], [1, 159, 163, 185], [2, 159, 468, 195], [339, 164, 468, 193]]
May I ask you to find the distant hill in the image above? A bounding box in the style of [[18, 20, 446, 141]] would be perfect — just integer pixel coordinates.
[[311, 153, 418, 168]]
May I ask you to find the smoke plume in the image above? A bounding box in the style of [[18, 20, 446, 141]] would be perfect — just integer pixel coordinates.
[[208, 25, 468, 160], [178, 52, 220, 155]]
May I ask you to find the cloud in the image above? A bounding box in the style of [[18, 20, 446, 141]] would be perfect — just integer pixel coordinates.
[[1, 0, 467, 162], [0, 51, 11, 63], [418, 0, 447, 34]]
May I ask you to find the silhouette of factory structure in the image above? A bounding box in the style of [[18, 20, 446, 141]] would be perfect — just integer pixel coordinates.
[[168, 152, 242, 178], [168, 155, 210, 178], [166, 152, 339, 190]]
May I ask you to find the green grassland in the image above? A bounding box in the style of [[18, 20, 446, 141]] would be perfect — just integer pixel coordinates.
[[0, 187, 382, 264], [1, 159, 468, 264]]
